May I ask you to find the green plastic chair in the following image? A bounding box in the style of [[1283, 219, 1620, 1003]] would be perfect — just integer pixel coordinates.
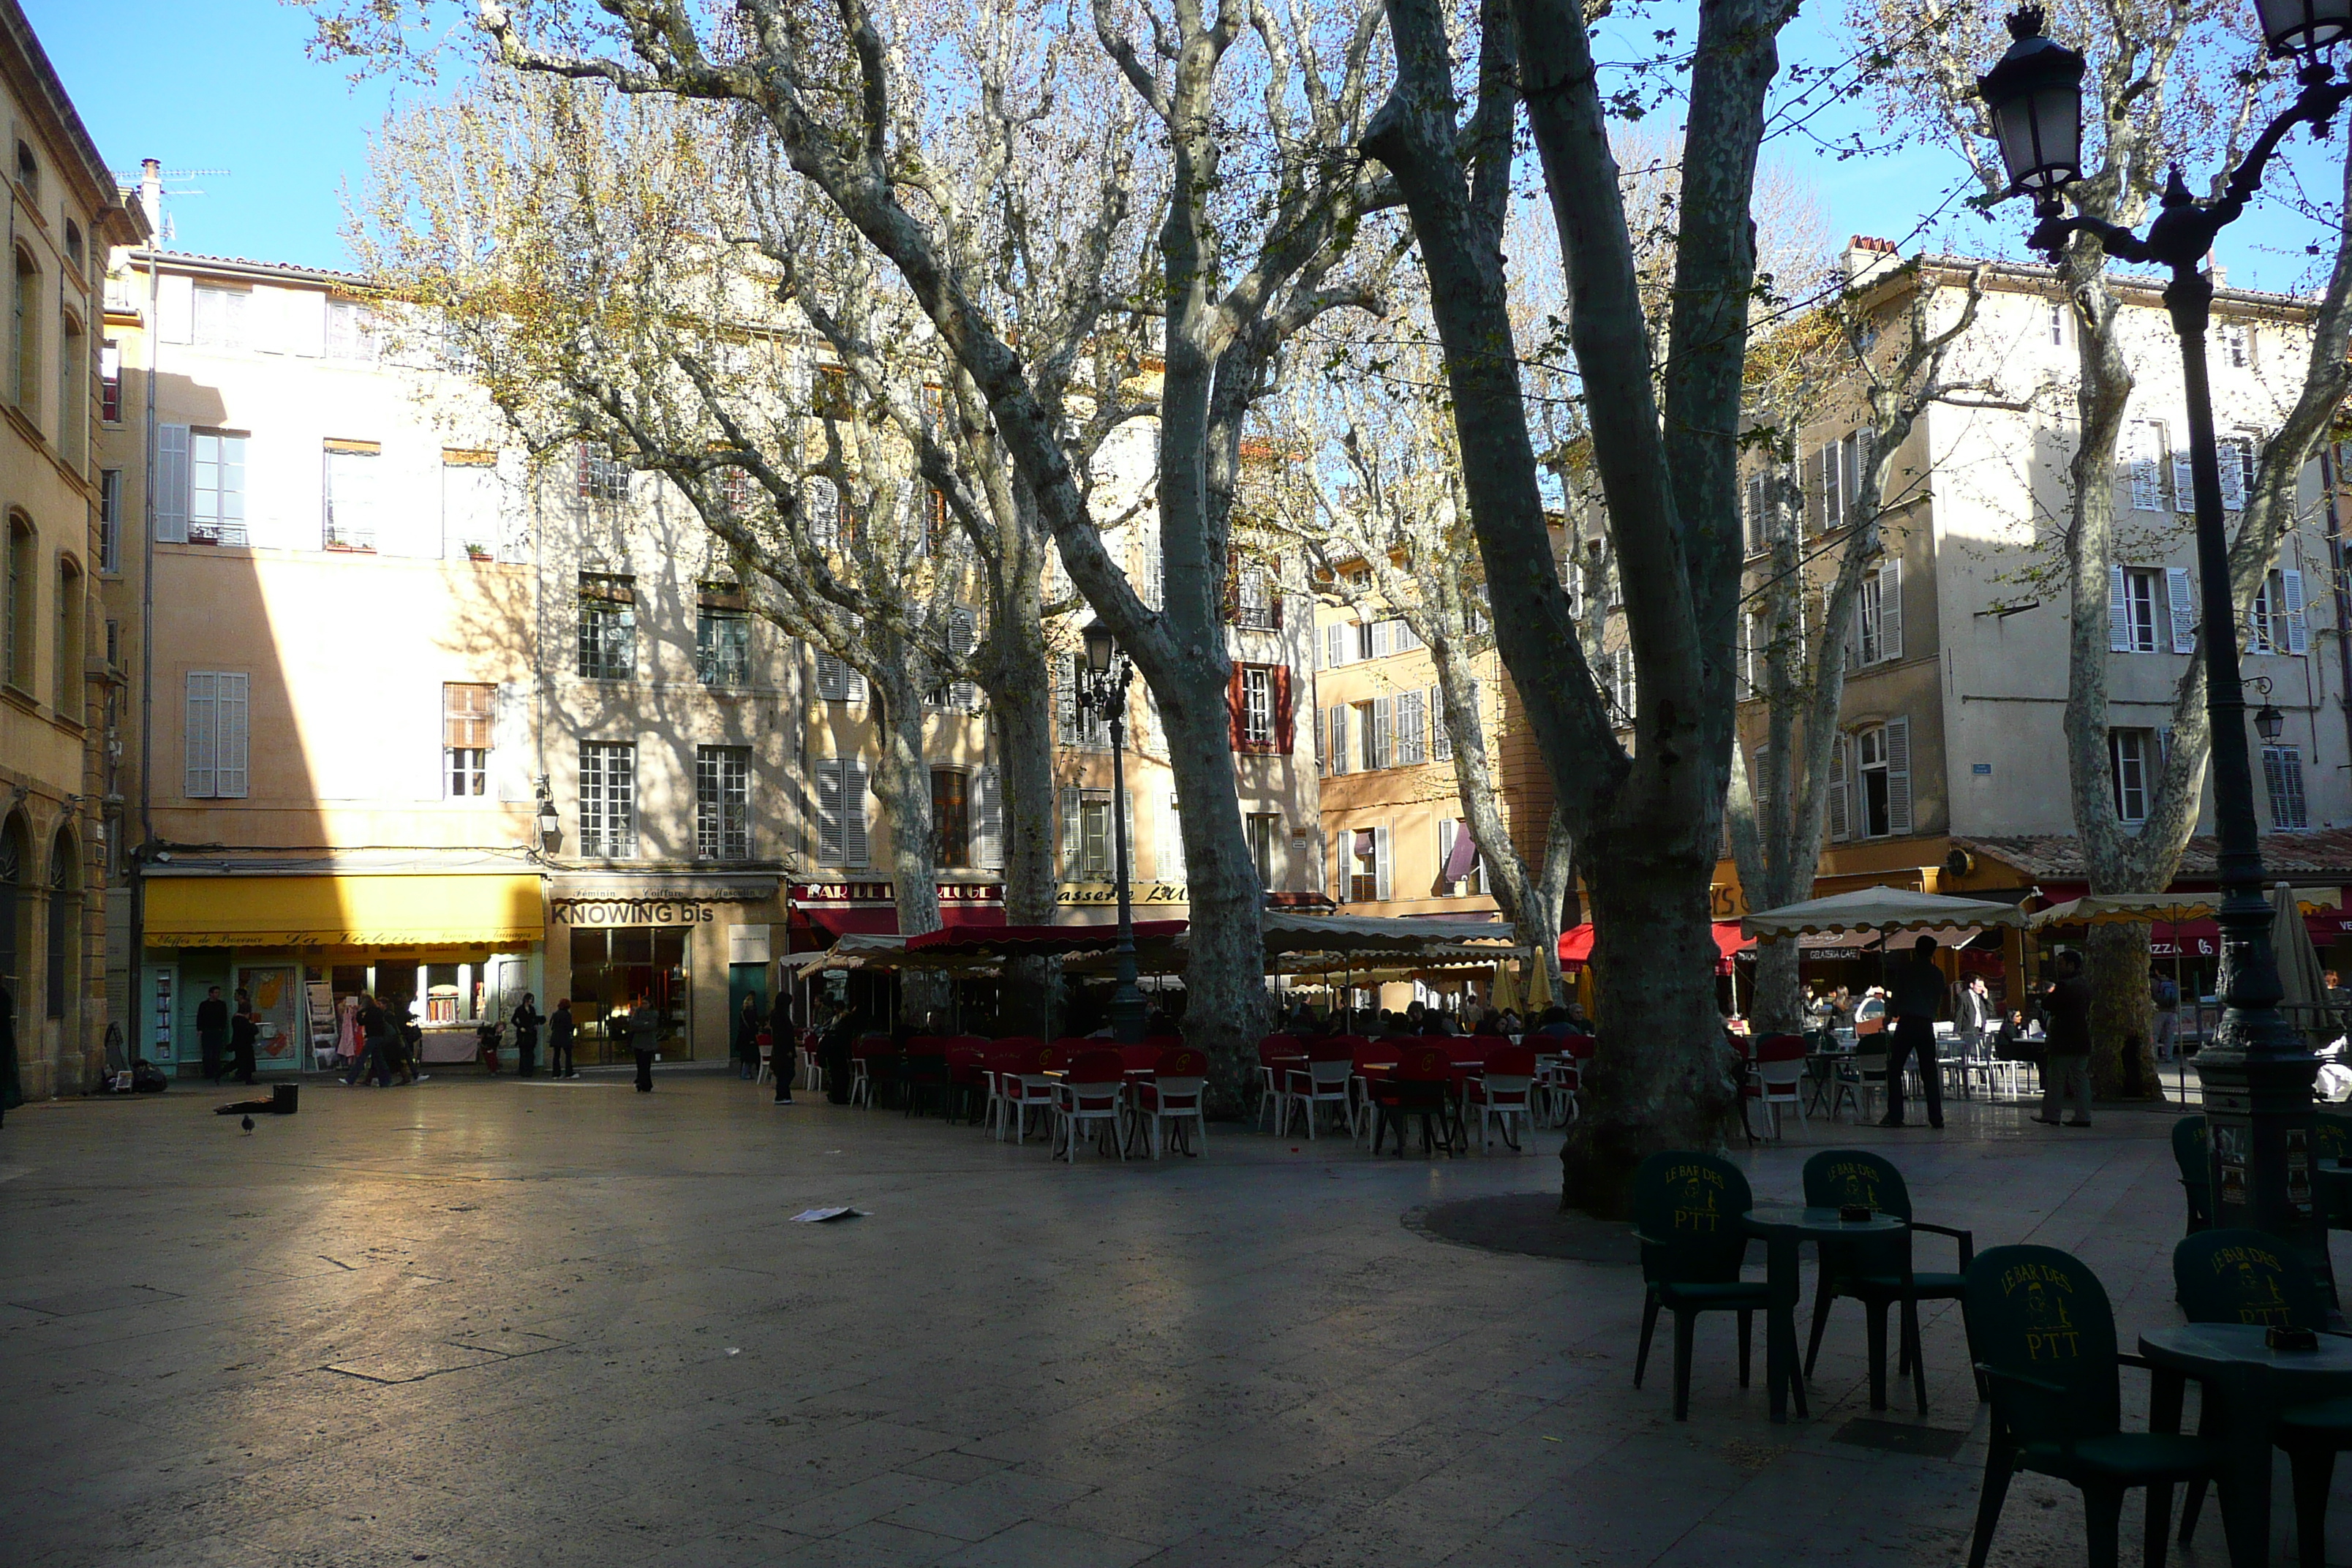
[[1630, 1150, 1768, 1421], [1801, 1149, 1975, 1414], [1961, 1245, 2226, 1568], [2171, 1229, 2352, 1568], [2170, 1116, 2211, 1235]]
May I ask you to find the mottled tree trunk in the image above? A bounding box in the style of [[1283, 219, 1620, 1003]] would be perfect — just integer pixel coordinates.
[[869, 665, 946, 1025], [2088, 919, 2160, 1099], [1162, 687, 1266, 1115], [984, 611, 1059, 1036]]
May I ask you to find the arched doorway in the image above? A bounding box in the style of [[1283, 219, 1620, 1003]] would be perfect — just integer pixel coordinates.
[[48, 825, 78, 1027]]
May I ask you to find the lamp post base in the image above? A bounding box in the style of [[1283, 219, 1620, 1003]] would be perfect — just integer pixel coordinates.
[[2193, 1047, 2334, 1302], [1110, 987, 1148, 1045]]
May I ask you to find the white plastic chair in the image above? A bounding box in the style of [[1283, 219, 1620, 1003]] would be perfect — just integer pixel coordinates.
[[1002, 1070, 1057, 1144], [1052, 1066, 1127, 1163], [1466, 1068, 1536, 1151], [1744, 1056, 1808, 1140], [1132, 1072, 1206, 1158], [1283, 1058, 1354, 1140], [755, 1039, 774, 1085]]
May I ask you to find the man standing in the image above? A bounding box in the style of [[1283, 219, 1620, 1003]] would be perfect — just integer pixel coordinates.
[[1882, 936, 1949, 1130], [548, 998, 576, 1079], [227, 995, 259, 1085], [628, 993, 660, 1092], [195, 986, 229, 1082], [2036, 951, 2095, 1127]]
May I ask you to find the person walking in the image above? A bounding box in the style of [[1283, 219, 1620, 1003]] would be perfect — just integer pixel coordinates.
[[820, 1007, 857, 1105], [510, 992, 543, 1079], [196, 986, 230, 1082], [227, 999, 260, 1086], [549, 998, 576, 1079], [771, 998, 797, 1106], [347, 993, 390, 1086], [1882, 936, 1949, 1129], [2151, 968, 2180, 1062], [735, 992, 764, 1081], [2035, 951, 2095, 1126], [628, 993, 660, 1092]]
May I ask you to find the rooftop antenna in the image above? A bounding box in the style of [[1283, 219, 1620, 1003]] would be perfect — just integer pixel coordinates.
[[113, 159, 230, 246]]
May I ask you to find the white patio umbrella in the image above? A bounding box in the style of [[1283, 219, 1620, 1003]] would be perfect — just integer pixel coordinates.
[[1741, 886, 2029, 941], [2272, 881, 2341, 1044]]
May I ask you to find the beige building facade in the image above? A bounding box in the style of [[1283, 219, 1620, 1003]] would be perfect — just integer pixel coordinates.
[[0, 2, 142, 1100]]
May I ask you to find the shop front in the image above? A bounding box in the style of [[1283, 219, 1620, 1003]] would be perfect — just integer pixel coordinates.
[[546, 872, 786, 1065], [140, 869, 546, 1074]]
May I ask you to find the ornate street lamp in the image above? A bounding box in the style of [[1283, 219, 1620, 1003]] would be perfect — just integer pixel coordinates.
[[1079, 618, 1148, 1043], [1979, 7, 2352, 1287]]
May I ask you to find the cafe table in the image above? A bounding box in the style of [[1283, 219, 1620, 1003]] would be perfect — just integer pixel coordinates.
[[2141, 1321, 2352, 1568], [1741, 1205, 1910, 1422]]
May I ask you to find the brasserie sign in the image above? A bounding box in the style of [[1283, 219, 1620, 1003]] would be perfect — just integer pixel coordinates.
[[1057, 882, 1188, 906]]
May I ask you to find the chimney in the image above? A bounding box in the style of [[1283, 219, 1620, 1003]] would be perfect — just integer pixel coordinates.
[[1844, 234, 1899, 290], [139, 158, 162, 242]]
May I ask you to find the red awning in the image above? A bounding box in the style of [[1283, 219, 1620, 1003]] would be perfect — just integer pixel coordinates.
[[1558, 921, 1754, 966], [798, 905, 1009, 939], [904, 919, 1188, 957]]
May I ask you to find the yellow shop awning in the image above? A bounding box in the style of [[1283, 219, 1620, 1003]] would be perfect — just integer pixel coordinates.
[[145, 874, 544, 949]]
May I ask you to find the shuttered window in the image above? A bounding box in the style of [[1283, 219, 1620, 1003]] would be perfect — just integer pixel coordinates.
[[1855, 717, 1911, 840], [184, 671, 249, 799], [815, 758, 870, 867], [2265, 745, 2310, 830], [443, 682, 493, 798]]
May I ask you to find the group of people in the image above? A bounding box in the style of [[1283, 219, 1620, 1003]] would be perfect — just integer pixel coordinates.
[[1805, 940, 2096, 1131], [193, 985, 263, 1085], [336, 992, 425, 1087]]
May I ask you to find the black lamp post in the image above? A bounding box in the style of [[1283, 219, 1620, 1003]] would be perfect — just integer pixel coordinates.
[[1978, 4, 2351, 1287], [1080, 618, 1149, 1044]]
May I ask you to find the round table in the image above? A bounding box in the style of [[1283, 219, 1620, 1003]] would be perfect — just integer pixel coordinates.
[[1743, 1205, 1910, 1422], [2141, 1322, 2352, 1568]]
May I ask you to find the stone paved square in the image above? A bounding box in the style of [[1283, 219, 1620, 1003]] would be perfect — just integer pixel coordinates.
[[0, 1071, 2332, 1566]]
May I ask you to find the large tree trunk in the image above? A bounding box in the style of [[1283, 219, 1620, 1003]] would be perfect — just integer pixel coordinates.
[[869, 665, 946, 1025], [984, 608, 1059, 1036], [1573, 829, 1739, 1213], [1162, 689, 1266, 1115], [2088, 918, 2160, 1099]]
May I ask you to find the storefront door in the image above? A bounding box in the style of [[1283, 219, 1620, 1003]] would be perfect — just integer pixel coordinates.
[[236, 965, 301, 1071], [568, 927, 690, 1063]]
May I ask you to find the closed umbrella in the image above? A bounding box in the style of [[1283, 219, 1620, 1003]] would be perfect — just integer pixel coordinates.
[[1490, 959, 1520, 1017], [1524, 957, 1554, 1012], [2272, 882, 2340, 1044]]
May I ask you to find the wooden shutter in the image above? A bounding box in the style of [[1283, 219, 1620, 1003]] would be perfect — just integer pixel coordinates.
[[1373, 825, 1392, 902], [1326, 705, 1348, 774], [840, 761, 869, 867], [1821, 440, 1844, 529], [1372, 695, 1394, 769], [1161, 793, 1186, 881], [2108, 564, 2131, 652], [1752, 746, 1771, 823], [948, 609, 977, 710], [2170, 423, 2196, 513], [973, 766, 1003, 870], [1225, 666, 1245, 747], [1060, 785, 1082, 879], [184, 671, 216, 796], [2284, 568, 2310, 654], [2129, 421, 2164, 512], [815, 760, 845, 864], [2167, 567, 2197, 653], [1431, 687, 1452, 761], [1882, 717, 1911, 836], [2219, 437, 2247, 511], [1272, 664, 1294, 751], [1874, 558, 1901, 664], [492, 679, 532, 802], [155, 423, 189, 541], [1827, 734, 1851, 842], [216, 673, 249, 798]]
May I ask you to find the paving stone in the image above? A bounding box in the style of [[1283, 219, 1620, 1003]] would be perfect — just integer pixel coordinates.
[[0, 1076, 2332, 1565]]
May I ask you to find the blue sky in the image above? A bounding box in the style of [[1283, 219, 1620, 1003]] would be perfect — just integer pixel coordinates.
[[22, 1, 2336, 295]]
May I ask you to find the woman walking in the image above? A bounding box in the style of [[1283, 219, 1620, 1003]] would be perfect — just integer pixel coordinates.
[[510, 992, 543, 1079], [628, 994, 660, 1092], [735, 992, 765, 1081]]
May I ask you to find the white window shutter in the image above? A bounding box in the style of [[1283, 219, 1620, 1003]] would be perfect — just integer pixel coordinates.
[[1752, 746, 1772, 822], [1877, 557, 1901, 663], [216, 673, 249, 798], [2170, 423, 2195, 513], [1882, 716, 1911, 836], [184, 671, 216, 796], [2284, 568, 2310, 654], [1431, 687, 1452, 761], [973, 766, 1003, 870], [2167, 567, 2198, 653], [1327, 705, 1348, 774], [1060, 785, 1082, 880], [841, 761, 869, 868], [2108, 564, 2132, 652], [1161, 794, 1186, 881], [1820, 442, 1842, 530], [1828, 734, 1851, 842], [1373, 695, 1394, 769], [1373, 824, 1392, 903], [2220, 439, 2247, 511], [816, 651, 848, 702], [2127, 421, 2161, 512], [492, 679, 532, 802], [815, 761, 845, 864], [157, 273, 192, 344], [1322, 623, 1341, 670], [155, 423, 189, 541], [948, 609, 977, 710]]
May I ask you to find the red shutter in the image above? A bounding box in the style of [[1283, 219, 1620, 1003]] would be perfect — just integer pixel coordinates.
[[1226, 666, 1245, 747], [1273, 665, 1294, 752]]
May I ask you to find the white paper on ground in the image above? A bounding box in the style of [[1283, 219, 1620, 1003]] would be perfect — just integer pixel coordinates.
[[788, 1207, 866, 1223]]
